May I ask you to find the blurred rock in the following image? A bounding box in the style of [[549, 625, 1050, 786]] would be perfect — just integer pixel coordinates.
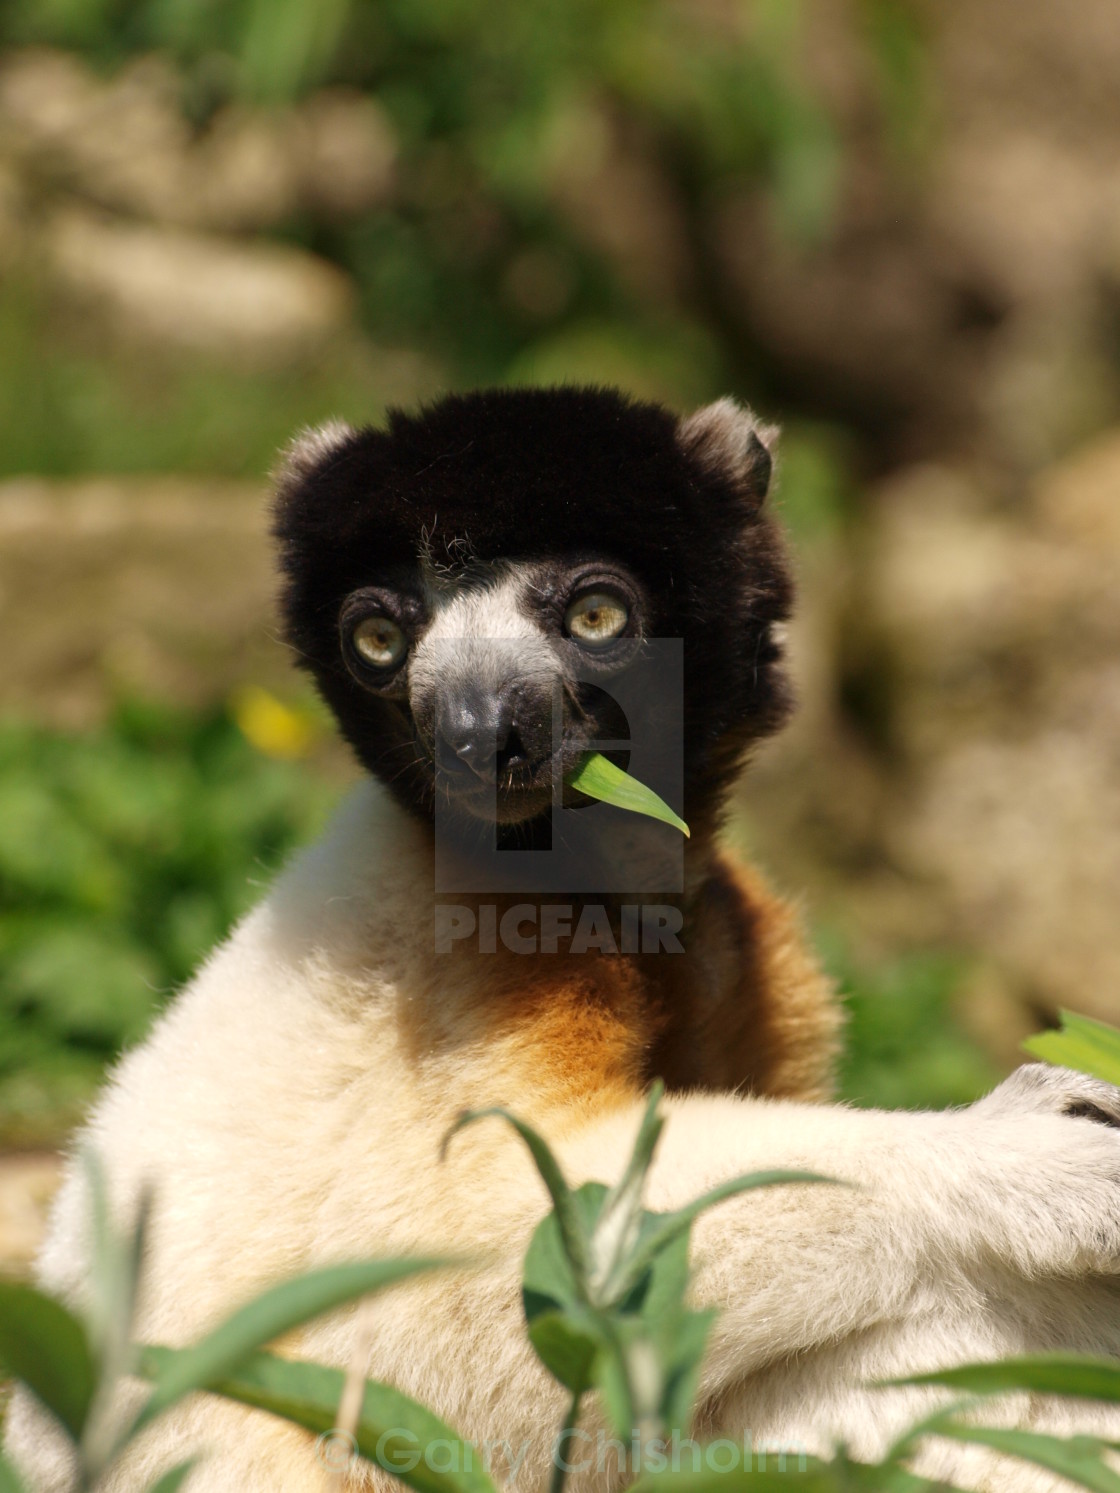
[[46, 209, 354, 363], [1035, 427, 1120, 550], [293, 89, 396, 219], [905, 724, 1120, 1021], [0, 49, 395, 230], [711, 194, 974, 440], [855, 430, 1120, 1020], [0, 476, 286, 727], [692, 0, 1120, 465], [0, 1153, 62, 1277]]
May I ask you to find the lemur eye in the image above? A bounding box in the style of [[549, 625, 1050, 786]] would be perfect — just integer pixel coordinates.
[[565, 591, 629, 647], [352, 615, 407, 670]]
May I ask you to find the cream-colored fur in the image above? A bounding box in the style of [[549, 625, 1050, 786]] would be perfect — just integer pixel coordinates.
[[8, 780, 1120, 1492]]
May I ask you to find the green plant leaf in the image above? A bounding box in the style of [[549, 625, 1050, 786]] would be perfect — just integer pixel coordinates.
[[527, 1308, 604, 1395], [630, 1451, 937, 1491], [512, 1092, 837, 1449], [83, 1148, 150, 1423], [566, 755, 689, 838], [0, 1279, 96, 1442], [891, 1353, 1120, 1402], [523, 1209, 583, 1320], [523, 1201, 715, 1438], [445, 1108, 590, 1296], [587, 1305, 715, 1444], [134, 1257, 451, 1430], [592, 1324, 638, 1440], [920, 1419, 1120, 1493], [146, 1460, 198, 1493], [630, 1227, 690, 1325], [1024, 1011, 1120, 1088], [139, 1346, 497, 1493], [655, 1307, 715, 1437], [612, 1170, 837, 1306], [588, 1083, 665, 1304]]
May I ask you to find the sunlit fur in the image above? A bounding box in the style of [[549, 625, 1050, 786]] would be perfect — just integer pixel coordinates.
[[8, 389, 1120, 1492]]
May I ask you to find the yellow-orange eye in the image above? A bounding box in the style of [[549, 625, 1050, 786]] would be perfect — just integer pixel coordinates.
[[352, 615, 407, 669], [565, 591, 629, 647]]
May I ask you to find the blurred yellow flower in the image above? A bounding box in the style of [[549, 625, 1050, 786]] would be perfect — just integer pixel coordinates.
[[230, 686, 318, 760]]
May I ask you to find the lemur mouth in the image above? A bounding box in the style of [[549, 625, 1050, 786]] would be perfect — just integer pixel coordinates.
[[437, 747, 639, 826], [436, 755, 555, 822], [432, 732, 606, 825]]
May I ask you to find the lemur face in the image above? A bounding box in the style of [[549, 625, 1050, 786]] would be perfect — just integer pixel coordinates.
[[335, 555, 644, 825], [274, 387, 793, 832]]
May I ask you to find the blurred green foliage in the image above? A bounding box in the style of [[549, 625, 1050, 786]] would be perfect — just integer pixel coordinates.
[[0, 277, 407, 481], [0, 0, 923, 475], [0, 702, 337, 1143], [0, 0, 890, 397], [828, 939, 1002, 1111]]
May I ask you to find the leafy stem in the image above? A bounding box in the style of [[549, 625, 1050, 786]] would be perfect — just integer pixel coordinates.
[[549, 1387, 584, 1493]]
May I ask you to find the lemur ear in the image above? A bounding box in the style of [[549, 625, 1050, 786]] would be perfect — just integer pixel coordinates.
[[676, 398, 778, 506], [272, 420, 357, 501]]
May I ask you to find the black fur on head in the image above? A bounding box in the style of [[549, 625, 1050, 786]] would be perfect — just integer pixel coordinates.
[[272, 386, 794, 834]]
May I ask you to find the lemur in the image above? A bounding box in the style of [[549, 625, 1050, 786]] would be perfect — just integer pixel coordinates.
[[9, 387, 1120, 1492]]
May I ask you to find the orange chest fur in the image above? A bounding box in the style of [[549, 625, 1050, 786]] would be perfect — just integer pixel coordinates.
[[396, 854, 840, 1116]]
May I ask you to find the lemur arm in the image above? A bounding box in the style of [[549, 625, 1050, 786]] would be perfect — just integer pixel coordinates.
[[558, 1066, 1120, 1379]]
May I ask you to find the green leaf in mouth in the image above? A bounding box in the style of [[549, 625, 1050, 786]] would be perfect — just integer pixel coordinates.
[[566, 754, 689, 838]]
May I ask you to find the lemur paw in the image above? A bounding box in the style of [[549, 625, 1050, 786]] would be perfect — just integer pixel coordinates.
[[974, 1063, 1120, 1128]]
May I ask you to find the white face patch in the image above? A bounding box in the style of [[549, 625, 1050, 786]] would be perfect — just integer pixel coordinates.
[[407, 562, 560, 709]]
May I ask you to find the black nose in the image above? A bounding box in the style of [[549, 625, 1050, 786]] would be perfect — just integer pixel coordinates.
[[436, 687, 518, 781]]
